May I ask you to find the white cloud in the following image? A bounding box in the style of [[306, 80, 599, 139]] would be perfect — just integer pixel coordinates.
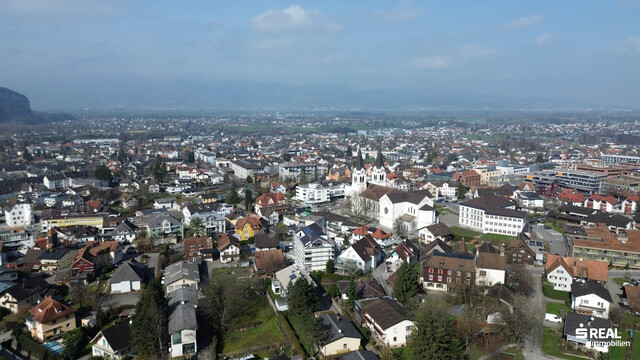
[[457, 45, 496, 59], [616, 37, 640, 54], [250, 38, 291, 52], [0, 0, 114, 19], [507, 15, 545, 29], [372, 1, 429, 22], [407, 55, 455, 70], [252, 5, 342, 34], [534, 33, 556, 47]]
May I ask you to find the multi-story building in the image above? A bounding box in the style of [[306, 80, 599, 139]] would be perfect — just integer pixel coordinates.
[[295, 182, 345, 207], [3, 198, 34, 227], [355, 297, 414, 348], [567, 227, 640, 268], [279, 162, 321, 182], [458, 195, 526, 236], [601, 154, 640, 165], [527, 170, 607, 194], [229, 159, 262, 179], [452, 170, 481, 187], [27, 297, 76, 341], [292, 223, 335, 271], [421, 251, 476, 292], [545, 254, 608, 291], [602, 173, 640, 193]]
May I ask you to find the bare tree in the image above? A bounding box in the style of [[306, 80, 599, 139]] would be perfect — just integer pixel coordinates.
[[68, 282, 90, 306], [506, 264, 535, 296], [456, 307, 483, 348], [348, 193, 375, 224], [500, 295, 542, 349]]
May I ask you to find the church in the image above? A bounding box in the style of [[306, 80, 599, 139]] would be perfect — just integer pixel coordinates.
[[347, 148, 436, 234]]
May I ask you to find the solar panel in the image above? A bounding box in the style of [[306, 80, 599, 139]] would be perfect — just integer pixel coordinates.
[[289, 274, 297, 280]]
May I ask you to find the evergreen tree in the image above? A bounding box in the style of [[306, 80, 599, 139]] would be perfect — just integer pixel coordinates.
[[325, 259, 335, 274], [456, 183, 468, 200], [346, 145, 353, 157], [392, 261, 418, 305], [407, 304, 463, 360], [131, 278, 167, 359], [347, 277, 357, 309], [94, 164, 112, 182], [244, 189, 253, 210], [228, 182, 241, 205], [287, 279, 318, 316]]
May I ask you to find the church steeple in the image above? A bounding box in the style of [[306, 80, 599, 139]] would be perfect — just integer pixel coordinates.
[[375, 147, 384, 169], [355, 148, 364, 170]]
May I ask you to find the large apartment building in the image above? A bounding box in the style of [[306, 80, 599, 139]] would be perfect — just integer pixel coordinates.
[[567, 227, 640, 269], [292, 223, 335, 271], [459, 195, 526, 236], [279, 162, 322, 182]]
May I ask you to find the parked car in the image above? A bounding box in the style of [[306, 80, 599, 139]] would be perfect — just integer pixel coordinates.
[[545, 313, 562, 323]]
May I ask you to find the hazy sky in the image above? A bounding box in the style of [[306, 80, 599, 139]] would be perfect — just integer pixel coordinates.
[[2, 1, 640, 109]]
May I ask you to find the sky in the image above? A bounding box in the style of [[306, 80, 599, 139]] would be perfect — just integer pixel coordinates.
[[1, 0, 640, 110]]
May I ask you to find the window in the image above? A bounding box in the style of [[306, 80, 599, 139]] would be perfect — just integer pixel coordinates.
[[479, 270, 487, 276], [343, 344, 348, 349], [437, 269, 443, 275], [447, 277, 451, 283], [447, 270, 452, 275], [172, 332, 182, 345], [428, 268, 434, 274], [428, 275, 433, 281], [437, 276, 442, 282]]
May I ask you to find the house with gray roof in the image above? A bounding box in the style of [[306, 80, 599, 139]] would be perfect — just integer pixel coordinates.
[[319, 313, 362, 357], [164, 261, 200, 295], [90, 319, 134, 359], [292, 223, 336, 271], [109, 261, 147, 294], [168, 287, 198, 358]]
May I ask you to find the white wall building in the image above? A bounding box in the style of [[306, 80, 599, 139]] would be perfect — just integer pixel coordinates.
[[292, 223, 335, 271], [458, 195, 526, 235], [4, 199, 34, 227]]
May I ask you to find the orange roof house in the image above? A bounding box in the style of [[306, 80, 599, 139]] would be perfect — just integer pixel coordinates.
[[28, 297, 76, 340]]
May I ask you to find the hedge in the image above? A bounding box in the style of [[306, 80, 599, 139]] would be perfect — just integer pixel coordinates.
[[278, 314, 305, 357]]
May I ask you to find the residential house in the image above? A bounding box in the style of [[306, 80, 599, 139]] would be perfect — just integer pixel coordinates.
[[0, 276, 49, 314], [168, 287, 198, 358], [517, 192, 544, 209], [164, 261, 200, 295], [254, 192, 285, 213], [355, 297, 414, 348], [623, 285, 640, 314], [420, 181, 457, 200], [254, 233, 280, 251], [386, 240, 420, 271], [504, 235, 537, 265], [422, 239, 453, 256], [336, 279, 386, 300], [336, 235, 382, 273], [341, 350, 380, 360], [418, 223, 453, 244], [182, 203, 226, 234], [271, 264, 314, 299], [475, 243, 507, 287], [154, 198, 175, 209], [119, 194, 138, 209], [72, 241, 122, 279], [571, 281, 612, 319], [557, 190, 587, 207], [183, 237, 215, 261], [235, 215, 264, 241], [90, 320, 134, 360], [27, 296, 76, 341], [108, 219, 139, 243], [38, 247, 72, 272], [3, 198, 34, 227], [452, 170, 481, 187], [319, 314, 363, 357], [109, 261, 147, 293], [420, 251, 476, 291], [218, 234, 242, 263], [568, 227, 640, 268], [292, 223, 336, 271], [254, 249, 285, 275], [622, 195, 638, 215], [585, 194, 617, 212], [351, 226, 392, 247], [545, 254, 608, 292], [141, 213, 184, 239], [563, 311, 613, 353]]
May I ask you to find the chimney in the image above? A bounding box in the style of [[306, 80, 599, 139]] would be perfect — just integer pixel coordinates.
[[499, 244, 505, 257]]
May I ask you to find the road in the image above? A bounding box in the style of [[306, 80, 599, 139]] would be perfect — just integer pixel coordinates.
[[531, 226, 566, 256], [371, 262, 393, 296]]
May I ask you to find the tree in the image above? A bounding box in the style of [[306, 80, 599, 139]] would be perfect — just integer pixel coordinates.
[[325, 259, 335, 274], [456, 307, 482, 348], [131, 278, 167, 359], [535, 153, 545, 163], [68, 282, 90, 307], [347, 277, 357, 309], [228, 182, 241, 205], [452, 280, 482, 309], [287, 279, 319, 316], [118, 148, 127, 163], [189, 217, 203, 237], [150, 156, 167, 182], [246, 175, 253, 184], [347, 194, 374, 224], [407, 302, 463, 360], [378, 345, 395, 360], [22, 147, 32, 161], [500, 295, 542, 349], [244, 188, 253, 210], [392, 261, 418, 305], [61, 328, 86, 360], [346, 145, 353, 157], [456, 183, 468, 200], [94, 164, 112, 182], [298, 310, 328, 355], [506, 264, 535, 296], [187, 151, 195, 163]]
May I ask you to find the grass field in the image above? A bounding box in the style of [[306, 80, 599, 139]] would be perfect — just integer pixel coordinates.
[[450, 226, 481, 242], [222, 316, 285, 354], [608, 329, 631, 360], [546, 302, 570, 317], [502, 345, 525, 360], [477, 233, 514, 244], [542, 327, 592, 360], [543, 282, 571, 301]]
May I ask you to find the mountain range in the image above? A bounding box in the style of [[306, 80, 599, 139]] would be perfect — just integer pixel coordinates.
[[0, 87, 75, 124]]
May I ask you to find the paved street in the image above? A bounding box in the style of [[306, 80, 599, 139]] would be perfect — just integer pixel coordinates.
[[438, 213, 459, 228], [371, 262, 393, 295], [531, 226, 566, 256]]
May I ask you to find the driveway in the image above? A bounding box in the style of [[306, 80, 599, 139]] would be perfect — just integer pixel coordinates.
[[604, 269, 640, 309], [371, 262, 393, 296], [531, 226, 566, 256], [100, 291, 141, 308]]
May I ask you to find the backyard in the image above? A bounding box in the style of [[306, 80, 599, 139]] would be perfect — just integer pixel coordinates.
[[450, 226, 481, 242], [477, 233, 514, 244]]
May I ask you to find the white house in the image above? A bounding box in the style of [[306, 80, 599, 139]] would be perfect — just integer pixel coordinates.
[[168, 288, 198, 358], [218, 235, 241, 263], [564, 312, 613, 353], [3, 198, 34, 227], [545, 254, 608, 292], [336, 235, 382, 273], [357, 297, 414, 348], [109, 261, 146, 294], [90, 320, 134, 360], [571, 281, 612, 319], [475, 248, 507, 287]]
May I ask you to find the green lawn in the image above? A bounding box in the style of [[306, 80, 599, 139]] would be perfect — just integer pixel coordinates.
[[228, 296, 273, 330], [609, 328, 631, 360], [450, 226, 481, 242], [222, 316, 285, 354], [466, 343, 488, 360], [477, 233, 514, 244], [288, 315, 313, 355], [542, 327, 592, 360], [633, 330, 640, 360], [546, 302, 570, 317], [543, 282, 571, 301]]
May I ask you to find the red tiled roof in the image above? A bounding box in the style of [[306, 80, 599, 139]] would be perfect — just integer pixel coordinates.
[[30, 296, 75, 324]]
